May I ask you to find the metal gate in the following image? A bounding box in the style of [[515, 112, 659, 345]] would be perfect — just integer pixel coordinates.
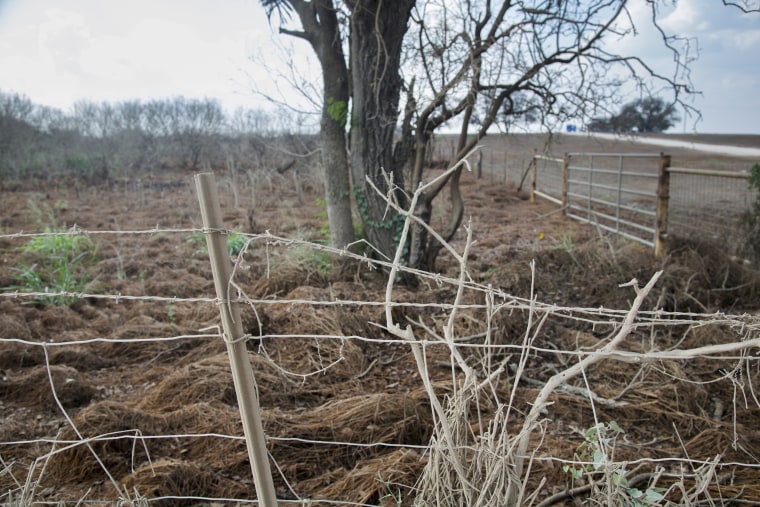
[[532, 152, 669, 255], [566, 152, 664, 247]]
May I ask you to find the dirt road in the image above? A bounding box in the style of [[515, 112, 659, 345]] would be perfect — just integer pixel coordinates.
[[583, 132, 760, 159]]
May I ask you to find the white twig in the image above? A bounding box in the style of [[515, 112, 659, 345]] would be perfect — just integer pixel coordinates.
[[508, 271, 663, 504]]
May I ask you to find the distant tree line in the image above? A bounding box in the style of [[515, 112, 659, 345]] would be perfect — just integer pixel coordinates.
[[587, 97, 680, 133], [0, 90, 316, 181]]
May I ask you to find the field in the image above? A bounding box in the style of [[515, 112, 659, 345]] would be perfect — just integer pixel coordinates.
[[1, 134, 760, 505]]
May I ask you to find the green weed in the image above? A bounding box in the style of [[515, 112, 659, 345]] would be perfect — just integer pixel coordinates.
[[744, 163, 760, 266], [64, 153, 93, 174], [188, 228, 249, 256], [377, 473, 403, 506], [554, 229, 574, 252], [166, 303, 176, 323], [6, 226, 100, 306], [564, 421, 665, 506], [26, 198, 57, 227], [226, 230, 249, 256], [305, 250, 332, 275], [315, 197, 330, 239], [20, 226, 94, 258], [553, 228, 582, 268]]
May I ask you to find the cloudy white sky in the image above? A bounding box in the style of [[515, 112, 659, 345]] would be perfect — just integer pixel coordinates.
[[0, 0, 283, 112], [0, 0, 758, 133]]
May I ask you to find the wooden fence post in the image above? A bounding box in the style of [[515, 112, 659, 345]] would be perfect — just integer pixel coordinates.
[[655, 153, 671, 258], [194, 172, 278, 507], [562, 152, 569, 214], [530, 148, 537, 204]]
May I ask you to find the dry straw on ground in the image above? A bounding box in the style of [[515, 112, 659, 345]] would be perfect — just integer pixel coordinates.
[[2, 161, 760, 505]]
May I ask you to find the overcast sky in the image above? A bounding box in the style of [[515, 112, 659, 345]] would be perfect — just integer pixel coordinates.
[[0, 0, 758, 134]]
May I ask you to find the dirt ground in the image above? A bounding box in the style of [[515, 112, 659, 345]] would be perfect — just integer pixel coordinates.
[[1, 135, 760, 505]]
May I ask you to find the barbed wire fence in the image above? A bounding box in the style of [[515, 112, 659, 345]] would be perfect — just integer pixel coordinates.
[[1, 167, 759, 505]]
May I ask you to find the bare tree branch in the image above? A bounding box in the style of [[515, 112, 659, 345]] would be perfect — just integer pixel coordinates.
[[722, 0, 760, 13]]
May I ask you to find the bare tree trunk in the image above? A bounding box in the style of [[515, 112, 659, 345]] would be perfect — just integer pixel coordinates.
[[349, 0, 415, 262], [313, 3, 354, 250], [321, 103, 354, 250], [281, 0, 355, 250]]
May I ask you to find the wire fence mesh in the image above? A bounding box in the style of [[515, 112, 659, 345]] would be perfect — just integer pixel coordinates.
[[532, 153, 758, 258], [668, 169, 754, 252], [533, 155, 563, 198]]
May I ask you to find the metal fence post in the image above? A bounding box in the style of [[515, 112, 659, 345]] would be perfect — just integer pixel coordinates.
[[194, 172, 278, 507], [655, 153, 671, 258]]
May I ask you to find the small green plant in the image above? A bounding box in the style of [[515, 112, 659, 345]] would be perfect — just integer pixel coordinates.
[[563, 421, 665, 506], [26, 198, 57, 227], [745, 163, 760, 265], [554, 229, 574, 252], [226, 230, 249, 256], [563, 421, 623, 480], [315, 197, 330, 239], [353, 185, 407, 261], [188, 228, 249, 256], [305, 250, 332, 275], [749, 162, 760, 192], [377, 473, 403, 506], [54, 199, 69, 212], [166, 303, 176, 323], [20, 226, 94, 258], [64, 153, 93, 174], [553, 228, 582, 267], [6, 226, 100, 306], [326, 96, 348, 128]]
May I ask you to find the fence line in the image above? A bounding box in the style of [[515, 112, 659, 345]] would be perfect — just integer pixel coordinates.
[[4, 322, 756, 363], [667, 168, 754, 252], [532, 152, 667, 253], [7, 426, 760, 468], [2, 177, 760, 505], [7, 285, 753, 324], [4, 331, 757, 365], [530, 152, 756, 258]]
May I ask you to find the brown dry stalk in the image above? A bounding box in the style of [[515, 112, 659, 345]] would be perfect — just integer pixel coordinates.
[[379, 159, 483, 501]]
